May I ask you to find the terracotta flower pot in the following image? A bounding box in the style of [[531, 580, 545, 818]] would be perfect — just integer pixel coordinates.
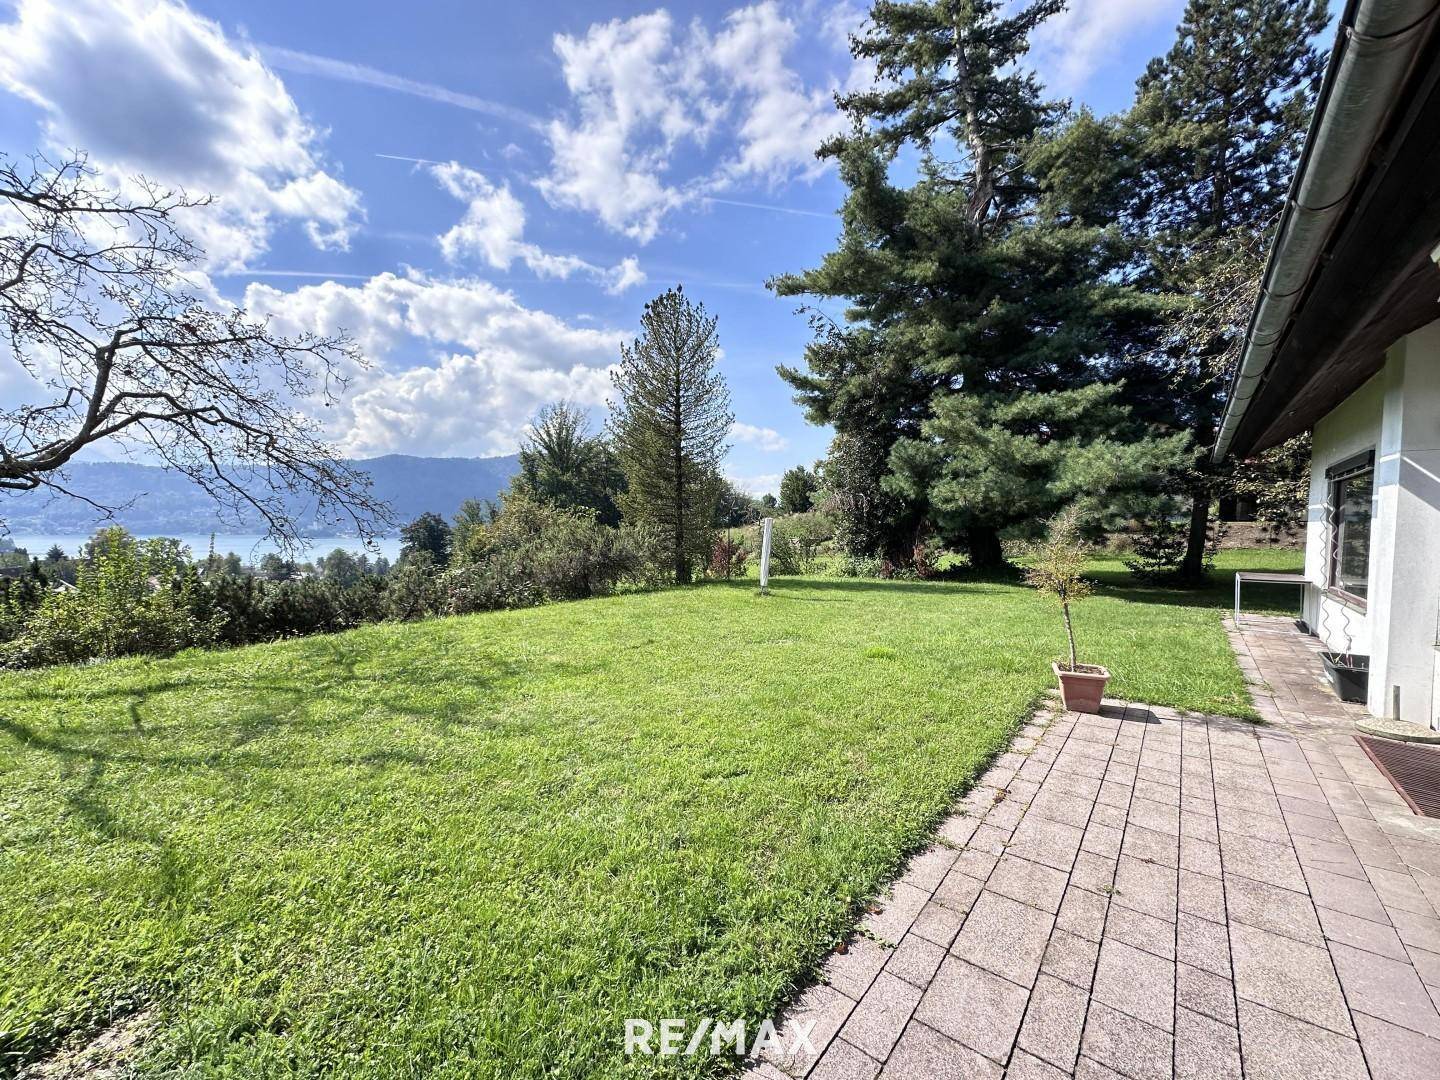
[[1052, 662, 1111, 714]]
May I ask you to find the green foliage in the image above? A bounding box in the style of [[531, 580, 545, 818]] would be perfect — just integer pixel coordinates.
[[1112, 0, 1328, 576], [205, 574, 390, 643], [0, 575, 46, 643], [315, 548, 363, 586], [1229, 433, 1311, 535], [400, 511, 453, 567], [450, 497, 499, 565], [779, 465, 818, 514], [816, 430, 912, 561], [774, 0, 1184, 568], [1122, 498, 1191, 584], [886, 383, 1191, 545], [509, 401, 626, 526], [714, 476, 760, 527], [1, 535, 222, 667], [609, 287, 733, 584], [758, 513, 831, 576], [445, 494, 667, 611], [1024, 506, 1094, 670]]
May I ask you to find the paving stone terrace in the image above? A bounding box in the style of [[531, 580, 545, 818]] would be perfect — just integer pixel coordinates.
[[746, 617, 1440, 1080]]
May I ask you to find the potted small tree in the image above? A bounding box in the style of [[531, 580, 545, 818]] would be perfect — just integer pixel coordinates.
[[1025, 507, 1111, 713]]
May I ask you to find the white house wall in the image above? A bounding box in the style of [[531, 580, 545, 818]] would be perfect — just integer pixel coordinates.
[[1305, 320, 1440, 728], [1304, 372, 1381, 657]]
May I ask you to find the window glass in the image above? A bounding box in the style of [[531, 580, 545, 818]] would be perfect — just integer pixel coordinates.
[[1331, 470, 1372, 599]]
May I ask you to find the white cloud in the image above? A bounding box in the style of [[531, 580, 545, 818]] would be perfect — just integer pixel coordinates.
[[1031, 0, 1184, 99], [730, 472, 781, 497], [731, 421, 788, 453], [242, 271, 625, 457], [602, 256, 647, 296], [0, 0, 363, 268], [709, 3, 845, 184], [537, 2, 855, 242], [431, 162, 645, 293]]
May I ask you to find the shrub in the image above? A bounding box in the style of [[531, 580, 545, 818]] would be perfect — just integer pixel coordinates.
[[1, 538, 223, 667], [0, 576, 46, 644], [1123, 497, 1221, 584], [707, 534, 749, 579], [912, 540, 940, 580], [757, 513, 830, 576], [444, 494, 669, 613], [0, 506, 676, 669], [831, 554, 887, 579], [383, 553, 448, 621]]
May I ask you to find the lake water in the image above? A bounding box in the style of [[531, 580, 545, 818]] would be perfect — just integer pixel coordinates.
[[4, 533, 406, 563]]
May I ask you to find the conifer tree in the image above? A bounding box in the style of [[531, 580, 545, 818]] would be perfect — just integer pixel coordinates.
[[608, 288, 733, 584], [779, 465, 819, 515], [775, 0, 1185, 568], [509, 401, 625, 526], [1121, 0, 1328, 580]]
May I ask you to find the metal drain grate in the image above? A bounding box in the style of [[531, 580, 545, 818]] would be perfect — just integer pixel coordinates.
[[1356, 736, 1440, 818]]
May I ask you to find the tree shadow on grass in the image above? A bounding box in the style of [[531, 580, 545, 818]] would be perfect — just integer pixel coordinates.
[[0, 631, 540, 788], [720, 577, 1021, 599], [1087, 563, 1304, 615]]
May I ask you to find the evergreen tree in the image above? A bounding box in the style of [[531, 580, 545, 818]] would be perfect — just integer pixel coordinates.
[[775, 0, 1185, 567], [1122, 0, 1328, 579], [399, 512, 452, 568], [817, 430, 910, 560], [608, 287, 733, 584], [714, 477, 760, 527], [779, 465, 819, 515], [508, 401, 625, 527]]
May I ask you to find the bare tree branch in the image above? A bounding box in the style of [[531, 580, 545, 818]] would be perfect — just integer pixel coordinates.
[[0, 151, 393, 549]]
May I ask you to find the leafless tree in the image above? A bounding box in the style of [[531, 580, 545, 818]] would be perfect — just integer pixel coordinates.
[[0, 152, 390, 547]]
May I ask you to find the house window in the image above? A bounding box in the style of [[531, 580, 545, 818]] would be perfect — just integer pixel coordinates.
[[1326, 450, 1374, 602]]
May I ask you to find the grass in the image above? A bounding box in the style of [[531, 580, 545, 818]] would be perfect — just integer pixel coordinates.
[[0, 548, 1299, 1077]]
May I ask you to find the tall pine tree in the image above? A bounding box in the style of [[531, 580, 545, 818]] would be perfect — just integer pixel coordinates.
[[775, 0, 1185, 568], [608, 288, 733, 584], [1122, 0, 1328, 580]]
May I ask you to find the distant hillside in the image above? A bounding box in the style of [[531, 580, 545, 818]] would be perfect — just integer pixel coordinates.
[[0, 454, 520, 535]]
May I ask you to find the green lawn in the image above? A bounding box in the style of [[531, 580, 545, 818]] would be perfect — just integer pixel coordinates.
[[0, 549, 1299, 1077]]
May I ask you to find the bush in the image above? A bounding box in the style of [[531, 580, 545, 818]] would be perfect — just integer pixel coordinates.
[[707, 534, 749, 579], [0, 505, 676, 669], [0, 576, 47, 645], [1123, 497, 1221, 584], [757, 513, 831, 576], [911, 540, 940, 580], [831, 554, 888, 579], [384, 552, 449, 621], [1, 538, 223, 667], [444, 494, 669, 613]]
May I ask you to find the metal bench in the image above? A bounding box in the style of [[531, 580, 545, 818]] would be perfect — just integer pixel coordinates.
[[1234, 571, 1308, 626]]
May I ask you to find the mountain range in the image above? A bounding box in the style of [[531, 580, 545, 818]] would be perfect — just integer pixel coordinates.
[[0, 454, 521, 535]]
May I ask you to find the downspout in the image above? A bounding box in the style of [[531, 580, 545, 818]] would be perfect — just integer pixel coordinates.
[[1213, 0, 1440, 462]]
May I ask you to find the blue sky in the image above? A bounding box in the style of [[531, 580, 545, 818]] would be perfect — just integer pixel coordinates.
[[0, 0, 1206, 495]]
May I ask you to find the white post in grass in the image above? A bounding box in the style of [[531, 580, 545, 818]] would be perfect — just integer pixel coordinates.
[[760, 516, 773, 595]]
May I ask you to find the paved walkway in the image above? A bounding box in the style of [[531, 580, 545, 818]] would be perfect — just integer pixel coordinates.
[[748, 618, 1440, 1080]]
